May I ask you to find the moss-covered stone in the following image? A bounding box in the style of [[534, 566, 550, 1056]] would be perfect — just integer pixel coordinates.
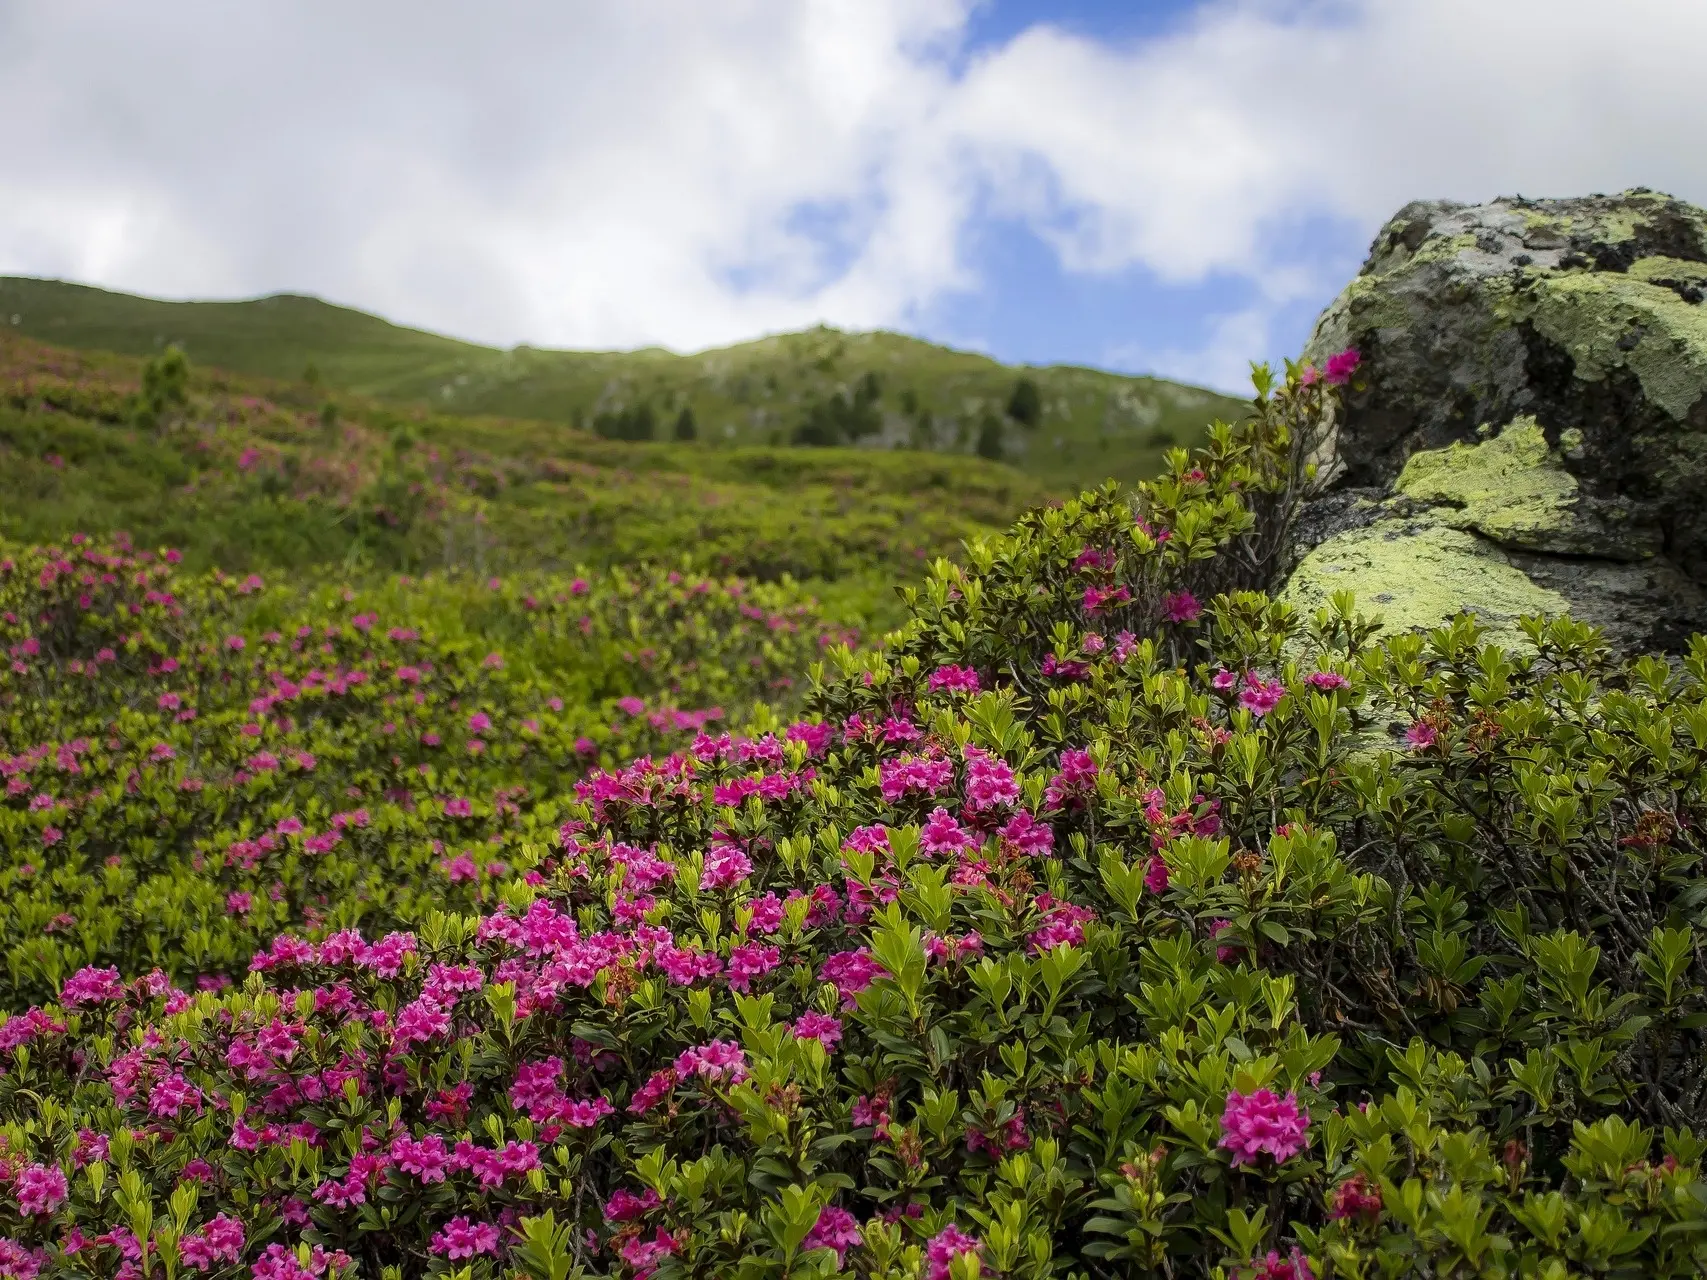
[[1393, 417, 1661, 559], [1288, 189, 1707, 652], [1281, 514, 1567, 648]]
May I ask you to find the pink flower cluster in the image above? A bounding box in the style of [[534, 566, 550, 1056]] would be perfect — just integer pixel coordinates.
[[1219, 1088, 1311, 1166]]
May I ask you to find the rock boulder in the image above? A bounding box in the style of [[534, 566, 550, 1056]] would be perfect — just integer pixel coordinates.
[[1283, 189, 1707, 653]]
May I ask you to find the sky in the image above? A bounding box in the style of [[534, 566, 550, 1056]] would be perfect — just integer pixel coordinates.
[[4, 0, 1707, 393]]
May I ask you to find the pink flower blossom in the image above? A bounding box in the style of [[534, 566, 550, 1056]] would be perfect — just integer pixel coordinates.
[[605, 1187, 661, 1221], [179, 1214, 244, 1270], [1405, 721, 1438, 750], [928, 665, 980, 694], [14, 1164, 66, 1215], [804, 1206, 863, 1266], [1000, 810, 1054, 857], [1329, 1172, 1383, 1222], [963, 746, 1019, 812], [926, 1225, 983, 1280], [674, 1039, 747, 1084], [627, 1069, 676, 1114], [819, 948, 887, 1007], [1324, 348, 1361, 386], [1161, 591, 1202, 623], [619, 1228, 680, 1278], [1239, 673, 1285, 717], [792, 1010, 844, 1050], [391, 1134, 449, 1183], [1306, 670, 1350, 690], [725, 943, 781, 992], [1250, 1249, 1316, 1280], [919, 806, 978, 855], [562, 1097, 615, 1127], [60, 966, 124, 1007], [1219, 1089, 1311, 1166], [700, 844, 753, 890], [430, 1217, 500, 1260]]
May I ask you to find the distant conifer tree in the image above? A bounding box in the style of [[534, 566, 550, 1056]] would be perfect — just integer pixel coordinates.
[[673, 406, 697, 441], [1006, 376, 1042, 428]]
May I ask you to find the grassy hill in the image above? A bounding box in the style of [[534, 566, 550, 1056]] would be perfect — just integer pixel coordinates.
[[0, 330, 1056, 631], [0, 275, 1245, 491]]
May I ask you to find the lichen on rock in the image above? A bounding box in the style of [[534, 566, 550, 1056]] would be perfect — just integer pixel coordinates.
[[1286, 188, 1707, 654], [1393, 416, 1661, 560], [1281, 514, 1567, 649]]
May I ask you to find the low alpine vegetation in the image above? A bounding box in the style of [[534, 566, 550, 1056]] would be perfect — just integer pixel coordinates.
[[0, 354, 1701, 1279]]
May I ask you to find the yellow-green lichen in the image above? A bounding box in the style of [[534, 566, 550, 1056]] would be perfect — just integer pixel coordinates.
[[1522, 269, 1707, 419], [1391, 419, 1659, 558], [1280, 515, 1568, 649], [1628, 256, 1707, 288], [1520, 194, 1675, 248], [1395, 417, 1578, 546]]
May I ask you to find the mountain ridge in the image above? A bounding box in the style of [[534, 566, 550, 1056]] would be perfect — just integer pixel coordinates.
[[0, 274, 1244, 490]]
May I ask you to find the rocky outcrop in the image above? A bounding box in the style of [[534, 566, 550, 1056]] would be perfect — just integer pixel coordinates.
[[1283, 190, 1707, 653]]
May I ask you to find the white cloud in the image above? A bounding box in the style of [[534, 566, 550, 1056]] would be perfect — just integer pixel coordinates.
[[4, 0, 1707, 387]]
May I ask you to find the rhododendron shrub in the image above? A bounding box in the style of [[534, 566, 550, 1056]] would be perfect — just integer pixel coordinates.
[[0, 360, 1698, 1277], [0, 550, 844, 1005]]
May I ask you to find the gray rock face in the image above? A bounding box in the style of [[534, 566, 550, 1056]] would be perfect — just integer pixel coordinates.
[[1283, 190, 1707, 654]]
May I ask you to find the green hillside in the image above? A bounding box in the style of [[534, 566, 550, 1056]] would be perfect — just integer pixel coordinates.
[[0, 330, 1056, 631], [0, 275, 1243, 490]]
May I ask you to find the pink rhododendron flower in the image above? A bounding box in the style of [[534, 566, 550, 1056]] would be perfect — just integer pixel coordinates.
[[725, 943, 781, 992], [1250, 1248, 1316, 1280], [563, 1097, 615, 1127], [1239, 673, 1285, 717], [928, 665, 980, 693], [675, 1039, 747, 1084], [963, 746, 1019, 812], [920, 806, 978, 855], [619, 1227, 681, 1278], [430, 1217, 500, 1260], [1219, 1089, 1311, 1166], [819, 948, 888, 1007], [792, 1010, 844, 1050], [60, 966, 124, 1007], [627, 1069, 676, 1114], [1044, 748, 1098, 810], [178, 1214, 244, 1270], [1324, 348, 1361, 385], [1329, 1172, 1384, 1222], [804, 1206, 863, 1265], [1161, 591, 1202, 623], [1405, 721, 1438, 749], [926, 1225, 983, 1280], [700, 844, 754, 890], [1306, 670, 1349, 690], [1000, 810, 1054, 857], [14, 1164, 66, 1216]]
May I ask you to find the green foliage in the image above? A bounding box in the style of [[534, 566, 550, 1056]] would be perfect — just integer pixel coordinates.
[[795, 374, 884, 448], [0, 542, 844, 1007], [135, 344, 189, 429], [0, 332, 1049, 633], [592, 403, 656, 442], [0, 348, 1697, 1278]]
